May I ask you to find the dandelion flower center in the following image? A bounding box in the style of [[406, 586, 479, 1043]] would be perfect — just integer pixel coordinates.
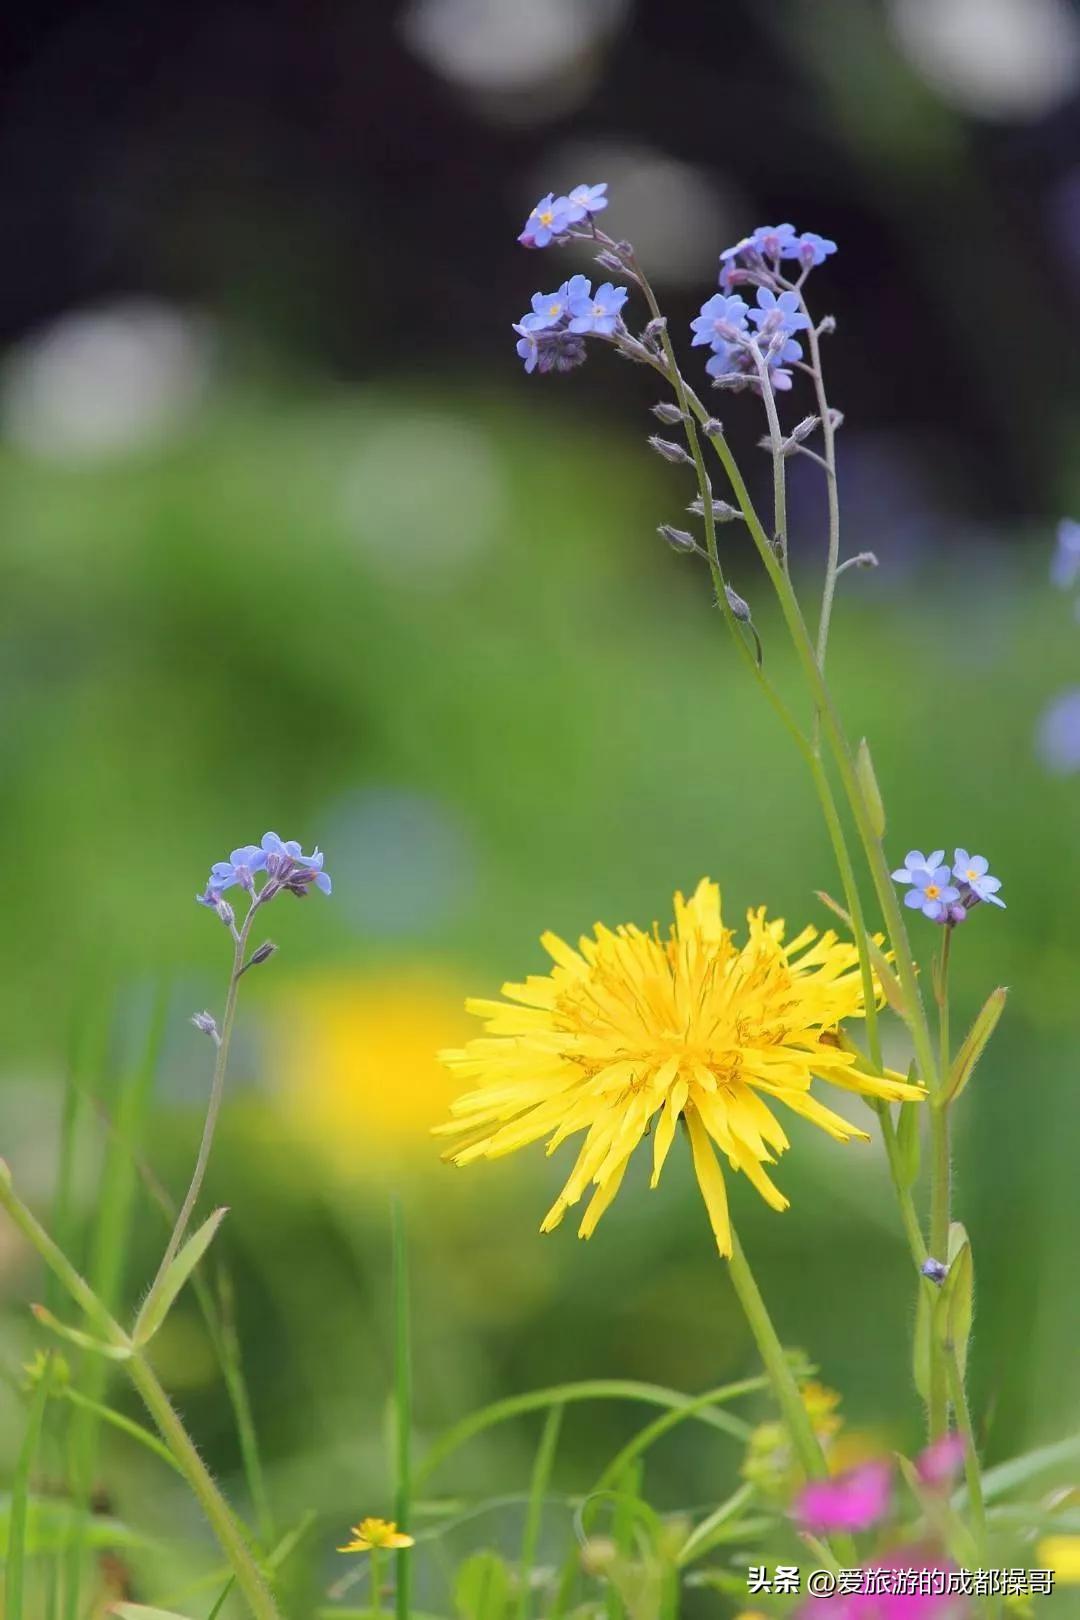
[[437, 880, 921, 1256]]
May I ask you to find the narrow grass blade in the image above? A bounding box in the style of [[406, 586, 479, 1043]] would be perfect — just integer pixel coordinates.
[[517, 1403, 563, 1620], [8, 1360, 53, 1620], [416, 1379, 754, 1488]]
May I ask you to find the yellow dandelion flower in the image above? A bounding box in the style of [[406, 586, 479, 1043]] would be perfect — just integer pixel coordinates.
[[437, 879, 920, 1257], [1036, 1536, 1080, 1582], [338, 1517, 415, 1554]]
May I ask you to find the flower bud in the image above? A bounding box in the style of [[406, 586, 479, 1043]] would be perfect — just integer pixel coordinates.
[[921, 1257, 948, 1285], [657, 523, 696, 554], [594, 249, 624, 273], [248, 941, 278, 967], [648, 435, 691, 465], [688, 496, 741, 523], [725, 586, 752, 622], [191, 1010, 219, 1040], [702, 418, 723, 437], [651, 401, 687, 424], [216, 899, 235, 928]]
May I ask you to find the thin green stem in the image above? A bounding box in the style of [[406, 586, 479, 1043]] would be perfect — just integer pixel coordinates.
[[800, 310, 841, 668], [518, 1403, 563, 1620], [874, 1104, 928, 1268], [928, 928, 953, 1438], [9, 1360, 53, 1620], [145, 911, 254, 1317], [369, 1548, 384, 1620], [945, 1350, 987, 1553], [128, 1356, 281, 1620], [392, 1198, 413, 1620], [692, 396, 938, 1090], [726, 1229, 825, 1483], [57, 1385, 185, 1478]]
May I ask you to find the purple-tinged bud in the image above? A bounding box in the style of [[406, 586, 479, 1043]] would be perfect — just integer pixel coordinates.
[[191, 1010, 219, 1040], [615, 240, 633, 255], [818, 315, 837, 336], [790, 415, 819, 443], [688, 496, 741, 523], [594, 249, 624, 274], [702, 418, 723, 437], [248, 941, 278, 966], [725, 586, 752, 622], [651, 400, 687, 424], [216, 899, 235, 928], [658, 524, 696, 554], [946, 904, 968, 926], [851, 551, 878, 569], [828, 408, 844, 430], [642, 317, 667, 350], [648, 435, 691, 465], [921, 1257, 948, 1285]]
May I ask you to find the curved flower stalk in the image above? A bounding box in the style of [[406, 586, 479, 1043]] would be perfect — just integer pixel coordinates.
[[502, 183, 1010, 1466]]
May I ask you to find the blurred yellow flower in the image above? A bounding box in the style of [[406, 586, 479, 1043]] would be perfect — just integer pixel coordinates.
[[437, 880, 919, 1255], [1037, 1536, 1080, 1582], [273, 972, 472, 1169], [338, 1517, 415, 1554], [743, 1380, 844, 1497]]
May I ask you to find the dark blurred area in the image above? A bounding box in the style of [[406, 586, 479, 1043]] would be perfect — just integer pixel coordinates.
[[3, 0, 1079, 513]]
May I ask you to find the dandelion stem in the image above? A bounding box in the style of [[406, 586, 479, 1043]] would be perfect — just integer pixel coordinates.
[[726, 1229, 826, 1483], [144, 905, 256, 1320]]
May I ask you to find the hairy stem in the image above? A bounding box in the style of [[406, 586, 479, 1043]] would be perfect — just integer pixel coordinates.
[[928, 928, 953, 1438]]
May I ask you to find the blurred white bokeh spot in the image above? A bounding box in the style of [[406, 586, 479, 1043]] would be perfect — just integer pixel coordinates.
[[542, 141, 735, 287], [340, 412, 506, 584], [0, 299, 214, 461], [888, 0, 1080, 120], [400, 0, 627, 93]]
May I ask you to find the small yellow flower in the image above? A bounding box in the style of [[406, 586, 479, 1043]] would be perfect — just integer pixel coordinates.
[[338, 1517, 415, 1554], [437, 880, 920, 1256], [1036, 1535, 1080, 1582], [742, 1380, 844, 1497]]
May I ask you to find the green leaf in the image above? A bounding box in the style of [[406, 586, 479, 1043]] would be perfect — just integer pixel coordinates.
[[942, 1234, 974, 1379], [133, 1207, 228, 1345], [895, 1093, 921, 1189], [454, 1551, 512, 1620], [975, 1433, 1080, 1503], [856, 738, 886, 839], [30, 1303, 131, 1360], [946, 987, 1007, 1102]]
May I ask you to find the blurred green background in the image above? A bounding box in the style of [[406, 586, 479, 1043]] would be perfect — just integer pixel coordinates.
[[1, 0, 1079, 1613]]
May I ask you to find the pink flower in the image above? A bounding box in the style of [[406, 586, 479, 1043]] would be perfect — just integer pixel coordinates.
[[915, 1433, 965, 1489], [795, 1460, 892, 1534], [797, 1554, 969, 1619]]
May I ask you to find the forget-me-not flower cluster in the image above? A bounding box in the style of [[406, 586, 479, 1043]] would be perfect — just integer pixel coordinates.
[[517, 182, 608, 249], [891, 848, 1004, 924], [197, 831, 332, 914]]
